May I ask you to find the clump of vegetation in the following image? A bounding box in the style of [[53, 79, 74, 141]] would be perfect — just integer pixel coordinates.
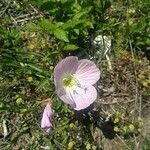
[[112, 111, 143, 136], [0, 0, 150, 149]]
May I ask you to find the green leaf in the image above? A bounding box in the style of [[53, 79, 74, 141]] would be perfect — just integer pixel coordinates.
[[28, 64, 43, 73], [61, 19, 85, 29], [39, 19, 56, 33], [64, 44, 79, 51], [54, 29, 69, 42], [74, 29, 79, 35], [72, 6, 92, 20]]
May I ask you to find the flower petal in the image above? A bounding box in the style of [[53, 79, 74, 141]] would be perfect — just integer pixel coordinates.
[[41, 103, 53, 132], [57, 88, 76, 108], [75, 59, 100, 85], [54, 56, 78, 90], [66, 85, 97, 110]]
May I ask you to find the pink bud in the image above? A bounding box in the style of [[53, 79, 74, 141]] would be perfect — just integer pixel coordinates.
[[41, 103, 53, 132]]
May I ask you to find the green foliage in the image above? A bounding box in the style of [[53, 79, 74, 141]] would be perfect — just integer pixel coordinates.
[[64, 44, 79, 51], [142, 137, 150, 150], [0, 0, 150, 149], [138, 69, 150, 88], [111, 112, 143, 136], [30, 0, 95, 52], [54, 28, 69, 42], [30, 0, 150, 56]]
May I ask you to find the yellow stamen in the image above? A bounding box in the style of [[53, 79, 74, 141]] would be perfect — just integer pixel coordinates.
[[62, 75, 77, 89]]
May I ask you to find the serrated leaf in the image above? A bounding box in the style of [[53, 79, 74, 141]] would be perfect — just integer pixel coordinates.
[[54, 29, 69, 42], [64, 44, 79, 51]]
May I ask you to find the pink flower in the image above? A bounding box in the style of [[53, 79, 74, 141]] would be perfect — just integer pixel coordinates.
[[41, 103, 53, 132], [54, 56, 100, 110]]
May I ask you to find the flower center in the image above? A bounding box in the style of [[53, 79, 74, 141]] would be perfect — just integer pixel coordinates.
[[62, 75, 78, 89]]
